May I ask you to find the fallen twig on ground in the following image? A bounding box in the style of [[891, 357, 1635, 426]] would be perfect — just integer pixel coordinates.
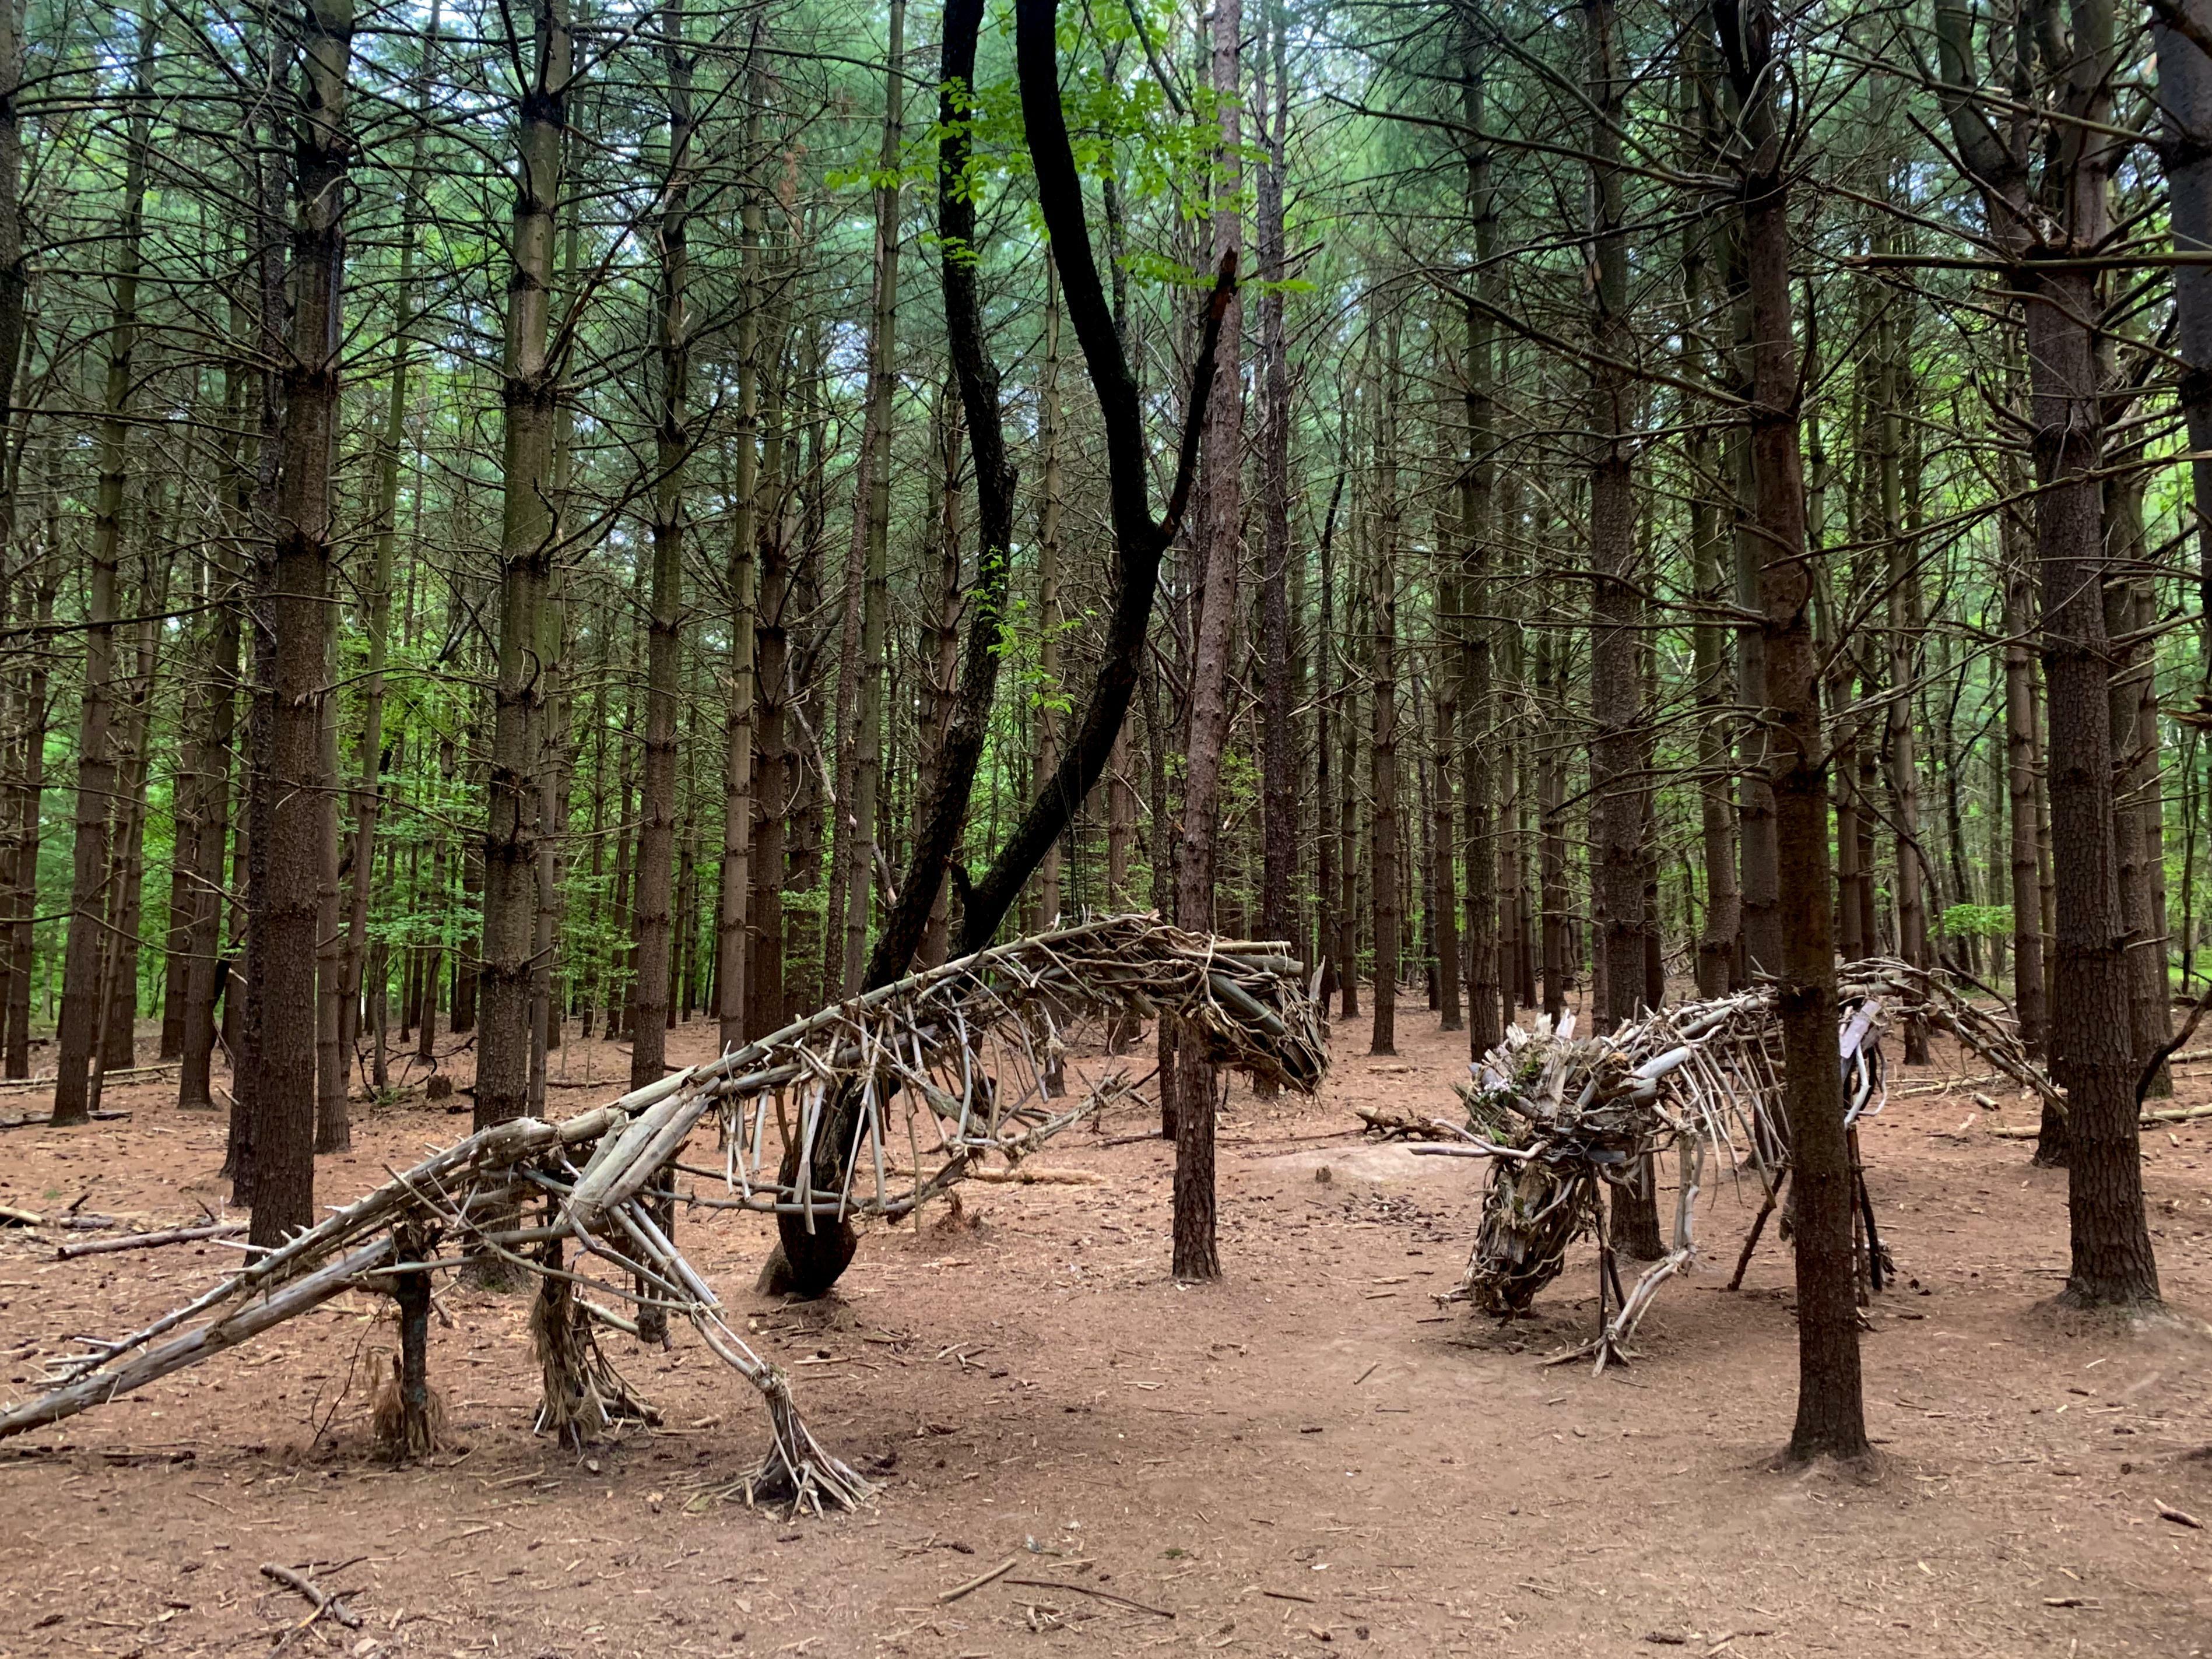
[[259, 1561, 361, 1629], [1990, 1101, 2212, 1138], [57, 1222, 244, 1260], [1002, 1575, 1174, 1617], [939, 1556, 1019, 1602]]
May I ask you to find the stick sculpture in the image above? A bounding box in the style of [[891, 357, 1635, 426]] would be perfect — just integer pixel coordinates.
[[0, 916, 1327, 1513], [1387, 959, 2055, 1372]]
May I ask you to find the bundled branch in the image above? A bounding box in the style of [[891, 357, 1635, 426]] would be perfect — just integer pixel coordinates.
[[0, 916, 1325, 1513], [1409, 959, 2051, 1370]]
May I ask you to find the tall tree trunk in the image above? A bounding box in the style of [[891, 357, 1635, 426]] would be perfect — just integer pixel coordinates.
[[314, 599, 347, 1149], [1689, 325, 1739, 992], [767, 0, 1024, 1297], [161, 637, 201, 1067], [0, 0, 27, 1051], [1315, 476, 1340, 1003], [180, 324, 247, 1110], [2034, 241, 2161, 1303], [1032, 255, 1063, 938], [2154, 0, 2212, 701], [914, 395, 961, 969], [1537, 584, 1568, 1022], [631, 0, 690, 1108], [1934, 0, 2159, 1306], [1716, 0, 1866, 1458], [1368, 330, 1400, 1058], [842, 0, 904, 988], [347, 0, 439, 1117], [1586, 0, 1642, 1032], [749, 289, 791, 1035], [1456, 16, 1500, 1054], [1256, 5, 1295, 990], [52, 11, 153, 1126], [1586, 0, 1660, 1258], [0, 0, 24, 569], [1339, 644, 1361, 1021], [4, 556, 48, 1079], [717, 69, 764, 1052], [100, 598, 160, 1084], [475, 0, 570, 1140], [225, 122, 289, 1195], [2133, 581, 2172, 1090], [1171, 0, 1243, 1281], [2104, 555, 2166, 1090], [2004, 520, 2051, 1069], [1878, 299, 1931, 1060], [251, 0, 356, 1247], [1727, 196, 1781, 978]]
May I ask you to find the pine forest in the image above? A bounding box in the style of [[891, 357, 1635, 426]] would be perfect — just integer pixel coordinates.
[[0, 0, 2207, 1650]]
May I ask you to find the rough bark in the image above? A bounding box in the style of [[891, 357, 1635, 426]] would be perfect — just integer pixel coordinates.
[[1715, 202, 1781, 983], [180, 311, 249, 1110], [1586, 0, 1660, 1259], [1537, 590, 1568, 1022], [314, 599, 346, 1151], [1877, 298, 1931, 1060], [1716, 0, 1867, 1459], [1368, 331, 1400, 1060], [1256, 5, 1295, 999], [346, 0, 439, 1115], [1167, 0, 1243, 1282], [2003, 523, 2051, 1070], [251, 0, 356, 1247], [840, 0, 903, 991], [2105, 509, 2170, 1095], [1458, 17, 1502, 1055], [914, 396, 961, 970], [749, 244, 791, 1035], [1315, 477, 1342, 1004], [1687, 159, 1740, 997], [0, 0, 23, 542], [717, 68, 764, 1052], [3, 556, 49, 1079], [100, 597, 160, 1084], [475, 0, 570, 1142], [631, 0, 691, 1104], [2154, 0, 2212, 699], [2132, 581, 2173, 1089], [1933, 0, 2159, 1306], [53, 12, 153, 1127]]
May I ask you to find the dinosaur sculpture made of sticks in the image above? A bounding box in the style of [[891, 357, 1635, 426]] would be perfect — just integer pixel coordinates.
[[0, 916, 1327, 1513], [1389, 959, 2055, 1371]]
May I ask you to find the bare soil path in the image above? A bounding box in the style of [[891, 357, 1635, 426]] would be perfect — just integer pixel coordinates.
[[1, 1001, 2208, 1657]]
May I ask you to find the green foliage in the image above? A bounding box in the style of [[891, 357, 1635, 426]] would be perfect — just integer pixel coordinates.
[[1939, 904, 2013, 941]]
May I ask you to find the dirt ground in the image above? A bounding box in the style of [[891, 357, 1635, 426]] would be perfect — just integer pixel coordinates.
[[1, 994, 2209, 1659]]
